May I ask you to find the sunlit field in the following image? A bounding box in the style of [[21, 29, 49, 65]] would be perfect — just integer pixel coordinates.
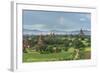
[[23, 34, 91, 62]]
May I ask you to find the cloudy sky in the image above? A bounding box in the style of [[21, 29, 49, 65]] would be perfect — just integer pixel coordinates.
[[22, 10, 91, 32]]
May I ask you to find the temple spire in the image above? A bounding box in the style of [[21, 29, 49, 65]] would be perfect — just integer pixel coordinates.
[[79, 28, 84, 36], [37, 33, 44, 45]]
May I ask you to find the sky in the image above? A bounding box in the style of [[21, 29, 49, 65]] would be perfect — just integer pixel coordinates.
[[22, 10, 91, 32]]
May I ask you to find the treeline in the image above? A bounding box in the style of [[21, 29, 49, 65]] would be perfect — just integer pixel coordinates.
[[23, 34, 91, 54]]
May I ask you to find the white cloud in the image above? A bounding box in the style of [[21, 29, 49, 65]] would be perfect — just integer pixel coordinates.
[[23, 24, 48, 30], [59, 16, 64, 25], [80, 18, 86, 21]]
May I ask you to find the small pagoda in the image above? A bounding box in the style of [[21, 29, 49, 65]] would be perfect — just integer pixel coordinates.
[[79, 28, 84, 37], [37, 33, 44, 45], [36, 33, 45, 52]]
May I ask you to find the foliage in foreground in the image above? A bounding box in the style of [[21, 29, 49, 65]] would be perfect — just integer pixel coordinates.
[[23, 34, 91, 62]]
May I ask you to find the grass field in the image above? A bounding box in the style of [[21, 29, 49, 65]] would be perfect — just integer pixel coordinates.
[[23, 47, 91, 62], [23, 34, 91, 62]]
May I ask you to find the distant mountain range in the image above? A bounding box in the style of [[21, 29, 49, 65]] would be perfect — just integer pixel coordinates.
[[23, 29, 91, 35]]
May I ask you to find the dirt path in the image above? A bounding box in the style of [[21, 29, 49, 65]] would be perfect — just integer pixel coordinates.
[[73, 49, 79, 60]]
